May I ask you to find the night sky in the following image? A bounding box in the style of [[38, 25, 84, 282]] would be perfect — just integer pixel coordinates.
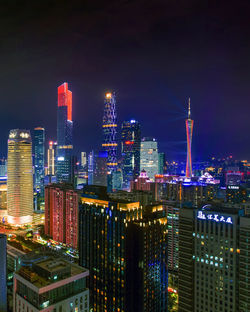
[[0, 0, 250, 161]]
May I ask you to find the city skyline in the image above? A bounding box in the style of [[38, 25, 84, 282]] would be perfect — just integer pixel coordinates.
[[0, 1, 249, 160]]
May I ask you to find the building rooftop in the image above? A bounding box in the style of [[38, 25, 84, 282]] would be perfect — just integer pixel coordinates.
[[16, 256, 88, 289], [198, 203, 244, 215]]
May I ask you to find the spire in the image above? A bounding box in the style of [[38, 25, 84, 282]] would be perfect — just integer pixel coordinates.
[[188, 97, 191, 119]]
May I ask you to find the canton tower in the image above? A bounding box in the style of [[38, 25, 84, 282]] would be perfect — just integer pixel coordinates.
[[102, 92, 118, 172], [185, 98, 194, 178]]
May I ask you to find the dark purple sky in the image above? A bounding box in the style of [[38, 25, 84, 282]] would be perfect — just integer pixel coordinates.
[[0, 0, 250, 161]]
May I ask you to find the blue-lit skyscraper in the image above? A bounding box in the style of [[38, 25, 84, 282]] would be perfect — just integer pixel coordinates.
[[56, 82, 73, 182], [34, 127, 45, 193], [121, 119, 141, 189], [0, 234, 7, 312], [102, 92, 117, 172]]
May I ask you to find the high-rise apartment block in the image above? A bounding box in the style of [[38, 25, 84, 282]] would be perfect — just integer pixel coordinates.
[[121, 119, 141, 189], [7, 129, 33, 225], [102, 92, 118, 172], [45, 184, 79, 249], [34, 127, 45, 192], [179, 203, 250, 312], [140, 137, 159, 181], [57, 82, 73, 182], [13, 255, 89, 312], [79, 193, 167, 311]]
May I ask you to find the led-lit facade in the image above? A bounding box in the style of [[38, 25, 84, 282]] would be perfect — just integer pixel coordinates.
[[47, 141, 57, 175], [102, 92, 118, 172], [57, 82, 73, 182], [7, 129, 33, 225], [140, 137, 159, 181], [34, 127, 45, 193], [79, 194, 167, 311], [45, 184, 79, 249], [185, 98, 194, 178], [121, 119, 141, 190]]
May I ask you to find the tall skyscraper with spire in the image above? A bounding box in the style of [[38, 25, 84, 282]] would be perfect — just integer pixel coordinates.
[[185, 98, 194, 178], [56, 82, 73, 182], [102, 92, 118, 172]]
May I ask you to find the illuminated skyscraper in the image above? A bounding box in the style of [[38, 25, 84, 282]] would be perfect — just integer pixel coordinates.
[[102, 92, 118, 172], [57, 82, 73, 182], [7, 129, 33, 225], [121, 120, 141, 189], [185, 98, 194, 178], [140, 137, 159, 181], [34, 127, 45, 192], [47, 141, 57, 175]]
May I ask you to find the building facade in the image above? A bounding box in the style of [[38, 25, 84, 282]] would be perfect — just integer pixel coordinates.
[[140, 137, 159, 181], [102, 92, 118, 173], [7, 129, 33, 225], [45, 184, 79, 249], [179, 203, 250, 312]]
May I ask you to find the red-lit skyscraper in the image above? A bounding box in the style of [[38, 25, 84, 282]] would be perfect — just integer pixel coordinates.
[[58, 82, 72, 121], [45, 184, 78, 249], [185, 98, 194, 178], [57, 83, 73, 182]]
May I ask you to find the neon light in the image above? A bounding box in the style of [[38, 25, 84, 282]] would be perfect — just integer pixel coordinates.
[[197, 211, 233, 224], [102, 124, 117, 128], [125, 141, 134, 145], [102, 143, 118, 147]]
